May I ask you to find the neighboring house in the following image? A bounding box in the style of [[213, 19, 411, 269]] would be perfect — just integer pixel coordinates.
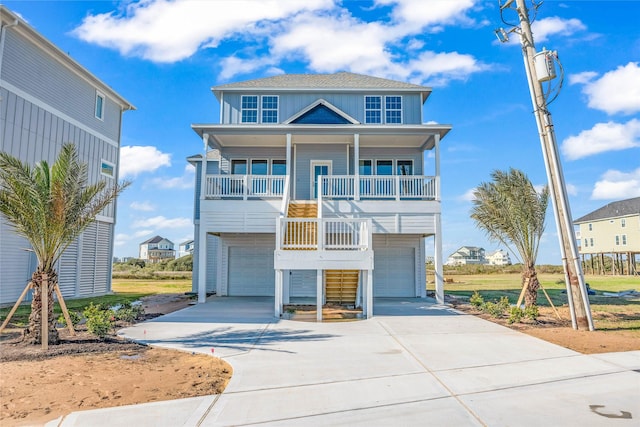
[[486, 249, 512, 266], [190, 72, 451, 318], [574, 197, 640, 275], [445, 246, 486, 266], [178, 240, 195, 257], [139, 236, 175, 263], [0, 7, 134, 304]]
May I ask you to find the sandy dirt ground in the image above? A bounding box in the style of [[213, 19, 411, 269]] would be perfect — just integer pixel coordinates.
[[0, 295, 232, 427]]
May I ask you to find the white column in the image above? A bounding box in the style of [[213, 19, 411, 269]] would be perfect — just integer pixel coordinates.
[[434, 133, 441, 201], [434, 213, 444, 304], [275, 269, 283, 317], [286, 133, 292, 176], [316, 269, 323, 322], [197, 134, 209, 303], [354, 133, 360, 201]]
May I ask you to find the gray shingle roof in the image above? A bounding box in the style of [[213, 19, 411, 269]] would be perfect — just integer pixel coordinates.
[[213, 71, 430, 91], [574, 197, 640, 223], [141, 235, 169, 244]]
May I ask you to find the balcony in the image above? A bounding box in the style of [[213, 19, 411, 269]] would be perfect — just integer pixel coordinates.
[[205, 175, 285, 200], [320, 175, 438, 200]]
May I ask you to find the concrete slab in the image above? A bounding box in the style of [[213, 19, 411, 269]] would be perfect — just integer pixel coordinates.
[[54, 297, 639, 427]]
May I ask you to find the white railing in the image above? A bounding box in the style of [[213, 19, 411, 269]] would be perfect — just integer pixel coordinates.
[[279, 175, 291, 217], [205, 175, 286, 199], [277, 218, 371, 251], [321, 175, 437, 200]]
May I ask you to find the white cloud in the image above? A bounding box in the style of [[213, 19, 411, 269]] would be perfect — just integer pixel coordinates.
[[120, 146, 171, 178], [114, 233, 129, 246], [132, 216, 191, 229], [130, 201, 155, 211], [561, 119, 640, 160], [133, 229, 155, 238], [591, 168, 640, 200], [73, 0, 487, 86], [531, 17, 586, 42], [565, 183, 578, 196], [459, 188, 475, 201], [578, 62, 640, 115], [148, 164, 195, 190], [72, 0, 333, 63], [568, 71, 597, 85]]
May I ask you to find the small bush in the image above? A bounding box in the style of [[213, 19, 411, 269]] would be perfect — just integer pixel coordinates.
[[114, 302, 145, 323], [524, 305, 539, 321], [83, 303, 114, 338], [508, 306, 523, 324], [482, 296, 510, 318], [470, 291, 484, 308], [57, 310, 82, 327]]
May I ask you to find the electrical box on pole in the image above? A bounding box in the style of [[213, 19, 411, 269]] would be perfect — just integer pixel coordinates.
[[533, 50, 557, 82]]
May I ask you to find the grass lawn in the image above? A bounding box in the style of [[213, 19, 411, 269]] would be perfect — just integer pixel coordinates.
[[0, 279, 192, 327], [440, 273, 640, 333]]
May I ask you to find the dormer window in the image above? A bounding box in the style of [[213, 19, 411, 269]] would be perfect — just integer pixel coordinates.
[[241, 96, 258, 123]]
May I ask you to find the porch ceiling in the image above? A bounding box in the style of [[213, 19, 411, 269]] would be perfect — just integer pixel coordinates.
[[191, 124, 451, 150]]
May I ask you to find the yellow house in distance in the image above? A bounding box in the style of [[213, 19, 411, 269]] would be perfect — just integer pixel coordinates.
[[574, 197, 640, 275]]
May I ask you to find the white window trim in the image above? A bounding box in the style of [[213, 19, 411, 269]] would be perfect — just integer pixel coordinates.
[[364, 95, 382, 124], [621, 218, 626, 227], [622, 234, 627, 245], [385, 95, 403, 124], [250, 159, 269, 175], [100, 159, 115, 178], [95, 90, 105, 121], [375, 159, 394, 175], [230, 158, 248, 174], [240, 95, 258, 123], [396, 159, 414, 175], [261, 95, 279, 124]]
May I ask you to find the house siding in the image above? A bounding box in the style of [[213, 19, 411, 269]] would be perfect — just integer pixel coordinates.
[[578, 214, 640, 253], [221, 92, 422, 125], [294, 144, 348, 199], [1, 29, 121, 142]]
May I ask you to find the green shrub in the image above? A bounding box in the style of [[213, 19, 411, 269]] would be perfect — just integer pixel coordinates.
[[57, 310, 82, 327], [482, 296, 510, 318], [83, 303, 114, 338], [470, 291, 484, 308], [114, 302, 145, 323], [524, 305, 539, 321], [508, 306, 523, 324]]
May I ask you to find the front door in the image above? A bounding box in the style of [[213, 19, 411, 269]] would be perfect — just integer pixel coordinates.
[[311, 160, 332, 198]]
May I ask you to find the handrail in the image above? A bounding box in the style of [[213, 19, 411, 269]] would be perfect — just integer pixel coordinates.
[[205, 174, 286, 199], [321, 175, 438, 200], [279, 175, 290, 217], [278, 218, 370, 251]]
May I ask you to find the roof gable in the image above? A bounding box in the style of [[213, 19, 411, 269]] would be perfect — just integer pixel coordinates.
[[574, 197, 640, 223], [285, 99, 359, 125]]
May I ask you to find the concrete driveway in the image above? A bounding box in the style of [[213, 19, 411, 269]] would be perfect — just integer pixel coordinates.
[[49, 297, 640, 426]]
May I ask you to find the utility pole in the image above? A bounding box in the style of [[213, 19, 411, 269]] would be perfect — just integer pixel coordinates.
[[500, 0, 594, 330]]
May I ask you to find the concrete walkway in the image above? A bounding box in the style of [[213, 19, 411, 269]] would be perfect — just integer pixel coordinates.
[[48, 297, 640, 426]]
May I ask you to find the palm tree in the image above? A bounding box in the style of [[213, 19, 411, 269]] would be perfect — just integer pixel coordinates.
[[0, 143, 129, 344], [470, 168, 549, 307]]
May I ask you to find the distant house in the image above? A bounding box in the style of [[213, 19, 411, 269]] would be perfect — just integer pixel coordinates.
[[139, 236, 175, 263], [178, 240, 194, 257], [446, 246, 486, 266], [574, 197, 639, 275], [0, 6, 134, 305], [486, 249, 512, 266]]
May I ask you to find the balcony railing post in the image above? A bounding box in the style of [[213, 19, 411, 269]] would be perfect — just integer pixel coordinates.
[[243, 175, 248, 200], [395, 176, 400, 201]]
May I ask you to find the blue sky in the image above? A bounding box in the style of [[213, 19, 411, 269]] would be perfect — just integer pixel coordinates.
[[5, 0, 639, 263]]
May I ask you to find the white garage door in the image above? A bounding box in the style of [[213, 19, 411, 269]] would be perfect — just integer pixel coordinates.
[[374, 247, 415, 297], [290, 270, 316, 297], [228, 246, 274, 296]]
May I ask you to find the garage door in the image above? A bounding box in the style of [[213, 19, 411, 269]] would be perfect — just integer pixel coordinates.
[[373, 247, 415, 297], [228, 246, 274, 296], [290, 270, 316, 297]]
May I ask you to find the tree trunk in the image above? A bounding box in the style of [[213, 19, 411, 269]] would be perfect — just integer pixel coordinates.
[[24, 268, 59, 345], [522, 265, 540, 308]]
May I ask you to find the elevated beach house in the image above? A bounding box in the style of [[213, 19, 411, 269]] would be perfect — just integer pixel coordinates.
[[189, 72, 450, 319]]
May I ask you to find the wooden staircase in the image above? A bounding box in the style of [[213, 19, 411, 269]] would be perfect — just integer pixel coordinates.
[[324, 269, 359, 306], [284, 201, 317, 249]]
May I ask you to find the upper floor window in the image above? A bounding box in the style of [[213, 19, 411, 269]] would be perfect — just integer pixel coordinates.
[[588, 223, 592, 231], [271, 159, 286, 175], [95, 91, 105, 120], [231, 159, 247, 174], [584, 239, 588, 247], [385, 96, 402, 123], [359, 159, 373, 175], [251, 159, 268, 175], [590, 238, 594, 246], [101, 160, 114, 178], [397, 160, 413, 175], [615, 235, 620, 245], [241, 96, 258, 123], [622, 235, 627, 245], [621, 218, 626, 227], [365, 96, 381, 124], [262, 96, 278, 123]]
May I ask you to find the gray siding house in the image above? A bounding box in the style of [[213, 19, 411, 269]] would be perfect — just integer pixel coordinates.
[[190, 72, 451, 318], [0, 6, 134, 304]]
